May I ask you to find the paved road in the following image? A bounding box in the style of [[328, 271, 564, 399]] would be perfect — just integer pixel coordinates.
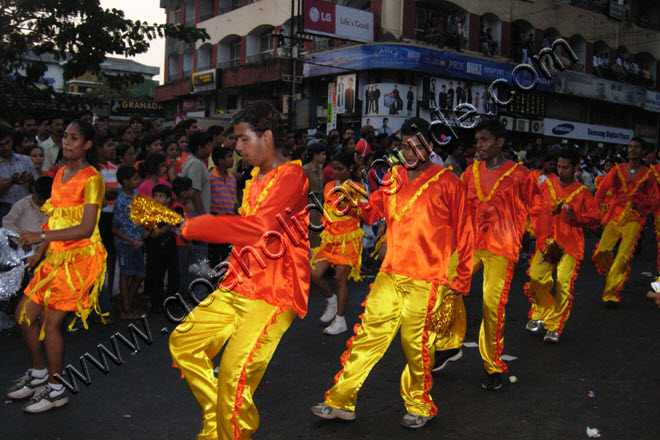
[[2, 232, 660, 439]]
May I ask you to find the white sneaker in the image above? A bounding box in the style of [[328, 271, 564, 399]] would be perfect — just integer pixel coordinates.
[[23, 384, 68, 413], [311, 402, 356, 420], [323, 316, 347, 335], [320, 296, 337, 323], [7, 369, 49, 400]]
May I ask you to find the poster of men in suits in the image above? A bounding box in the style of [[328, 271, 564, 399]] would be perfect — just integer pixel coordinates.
[[363, 82, 417, 117], [336, 74, 356, 114], [421, 77, 497, 115]]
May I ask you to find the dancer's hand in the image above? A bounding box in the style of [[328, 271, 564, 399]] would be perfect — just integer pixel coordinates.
[[565, 204, 575, 220], [647, 291, 660, 308], [17, 229, 41, 245], [26, 253, 41, 269]]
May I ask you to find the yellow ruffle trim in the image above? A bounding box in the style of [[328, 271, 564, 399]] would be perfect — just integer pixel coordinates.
[[369, 234, 387, 259], [19, 241, 108, 341], [310, 228, 364, 282]]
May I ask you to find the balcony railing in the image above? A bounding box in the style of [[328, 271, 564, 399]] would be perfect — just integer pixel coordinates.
[[217, 59, 240, 68], [199, 12, 213, 21], [197, 64, 213, 71], [184, 17, 196, 26], [219, 0, 242, 14], [246, 52, 273, 64], [167, 72, 181, 82], [183, 69, 193, 78]]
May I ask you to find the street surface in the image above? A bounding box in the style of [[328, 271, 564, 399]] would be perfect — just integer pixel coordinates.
[[2, 232, 660, 439]]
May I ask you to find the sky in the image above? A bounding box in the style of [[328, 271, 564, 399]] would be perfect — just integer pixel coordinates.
[[99, 0, 165, 83]]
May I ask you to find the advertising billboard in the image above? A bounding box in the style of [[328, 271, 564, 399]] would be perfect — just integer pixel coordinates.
[[304, 0, 374, 43]]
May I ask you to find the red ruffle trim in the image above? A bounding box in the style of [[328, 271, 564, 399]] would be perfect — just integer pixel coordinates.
[[523, 254, 535, 319], [325, 286, 372, 401], [494, 262, 514, 373], [231, 306, 284, 439], [557, 259, 581, 334], [421, 284, 439, 417], [607, 225, 642, 302]]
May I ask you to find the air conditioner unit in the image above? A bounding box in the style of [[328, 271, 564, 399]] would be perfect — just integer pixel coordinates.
[[516, 118, 530, 132], [530, 120, 544, 134], [500, 116, 513, 131], [277, 47, 291, 57]]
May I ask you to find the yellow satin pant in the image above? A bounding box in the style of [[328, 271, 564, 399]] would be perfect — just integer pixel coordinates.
[[525, 251, 580, 334], [473, 250, 514, 374], [169, 289, 296, 440], [593, 220, 642, 303], [324, 272, 443, 417]]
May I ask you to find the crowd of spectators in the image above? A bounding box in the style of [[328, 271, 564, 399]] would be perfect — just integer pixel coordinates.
[[419, 13, 467, 52], [0, 110, 655, 323], [593, 53, 655, 88]]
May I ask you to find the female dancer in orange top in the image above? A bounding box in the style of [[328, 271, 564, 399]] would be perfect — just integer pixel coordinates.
[[311, 150, 366, 335], [8, 119, 106, 413]]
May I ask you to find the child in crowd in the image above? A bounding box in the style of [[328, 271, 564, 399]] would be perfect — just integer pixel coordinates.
[[171, 176, 194, 297], [137, 153, 169, 198], [112, 166, 145, 319], [144, 184, 181, 313], [208, 146, 236, 267], [163, 139, 179, 181]]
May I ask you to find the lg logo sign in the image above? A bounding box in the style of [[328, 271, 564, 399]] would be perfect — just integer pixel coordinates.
[[309, 6, 331, 23]]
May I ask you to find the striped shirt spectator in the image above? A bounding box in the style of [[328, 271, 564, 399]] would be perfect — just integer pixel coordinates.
[[210, 168, 236, 215], [210, 146, 236, 216]]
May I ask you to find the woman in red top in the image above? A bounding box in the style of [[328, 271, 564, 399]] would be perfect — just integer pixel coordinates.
[[311, 150, 366, 335]]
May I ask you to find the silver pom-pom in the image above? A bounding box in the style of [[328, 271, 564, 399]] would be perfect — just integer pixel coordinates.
[[188, 258, 229, 281], [0, 228, 28, 301]]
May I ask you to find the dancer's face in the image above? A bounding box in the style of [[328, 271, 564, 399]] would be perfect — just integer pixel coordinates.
[[234, 122, 269, 168], [474, 129, 503, 162]]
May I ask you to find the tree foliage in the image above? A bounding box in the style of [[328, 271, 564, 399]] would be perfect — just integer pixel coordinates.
[[0, 0, 209, 118]]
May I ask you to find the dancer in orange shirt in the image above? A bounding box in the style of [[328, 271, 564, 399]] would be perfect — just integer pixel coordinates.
[[169, 103, 310, 440], [311, 150, 366, 335], [311, 117, 473, 429], [8, 120, 106, 413], [460, 119, 551, 390], [524, 149, 599, 343], [592, 137, 660, 306], [650, 160, 660, 275]]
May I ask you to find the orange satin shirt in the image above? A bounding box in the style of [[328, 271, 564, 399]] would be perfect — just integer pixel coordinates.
[[593, 163, 660, 224], [651, 164, 660, 215], [321, 180, 363, 235], [461, 161, 551, 262], [540, 175, 599, 260], [360, 164, 473, 294], [182, 161, 310, 318]]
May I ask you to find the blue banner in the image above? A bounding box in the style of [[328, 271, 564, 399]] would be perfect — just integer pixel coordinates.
[[303, 43, 555, 92]]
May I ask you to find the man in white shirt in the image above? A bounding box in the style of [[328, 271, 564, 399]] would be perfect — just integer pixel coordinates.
[[39, 116, 65, 171]]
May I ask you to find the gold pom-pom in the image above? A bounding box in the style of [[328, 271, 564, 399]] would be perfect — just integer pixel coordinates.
[[542, 238, 564, 266], [129, 195, 183, 231], [430, 294, 456, 335]]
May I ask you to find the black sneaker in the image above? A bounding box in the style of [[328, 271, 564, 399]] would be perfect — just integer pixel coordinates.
[[481, 371, 503, 390], [432, 348, 463, 373], [23, 384, 69, 413], [6, 370, 49, 400]]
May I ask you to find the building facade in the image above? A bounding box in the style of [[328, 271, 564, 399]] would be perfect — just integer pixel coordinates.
[[156, 0, 659, 148]]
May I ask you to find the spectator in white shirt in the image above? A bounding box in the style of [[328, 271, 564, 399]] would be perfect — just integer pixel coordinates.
[[3, 176, 52, 255]]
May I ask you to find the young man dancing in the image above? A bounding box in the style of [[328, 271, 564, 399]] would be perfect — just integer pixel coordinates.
[[524, 149, 599, 343], [460, 119, 551, 390], [311, 117, 473, 429], [169, 102, 310, 440], [592, 137, 659, 306]]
